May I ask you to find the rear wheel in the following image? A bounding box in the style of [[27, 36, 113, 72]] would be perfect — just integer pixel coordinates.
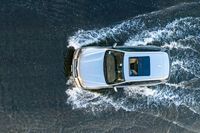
[[64, 46, 75, 77]]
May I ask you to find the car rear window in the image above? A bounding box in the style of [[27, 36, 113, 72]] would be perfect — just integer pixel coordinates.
[[129, 56, 150, 76]]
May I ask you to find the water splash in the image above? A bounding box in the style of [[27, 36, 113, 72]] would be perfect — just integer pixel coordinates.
[[66, 4, 200, 132], [68, 18, 144, 48], [67, 16, 200, 109], [124, 17, 200, 46]]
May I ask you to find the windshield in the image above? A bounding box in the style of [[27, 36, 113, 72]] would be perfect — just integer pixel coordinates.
[[104, 50, 124, 84]]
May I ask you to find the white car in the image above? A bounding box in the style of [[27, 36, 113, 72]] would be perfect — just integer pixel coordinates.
[[72, 44, 170, 90]]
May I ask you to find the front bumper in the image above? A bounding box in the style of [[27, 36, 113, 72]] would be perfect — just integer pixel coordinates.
[[71, 48, 83, 88]]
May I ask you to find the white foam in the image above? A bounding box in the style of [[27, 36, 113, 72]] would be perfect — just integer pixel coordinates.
[[124, 17, 200, 47], [66, 16, 200, 116], [68, 19, 143, 48], [171, 60, 190, 73], [66, 87, 103, 110], [124, 86, 156, 96], [162, 42, 192, 50]]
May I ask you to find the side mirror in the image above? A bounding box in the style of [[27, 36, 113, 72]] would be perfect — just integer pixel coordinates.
[[113, 86, 118, 92], [112, 43, 117, 48], [113, 86, 124, 92]]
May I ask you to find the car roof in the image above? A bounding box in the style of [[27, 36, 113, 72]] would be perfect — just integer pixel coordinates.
[[123, 51, 170, 82]]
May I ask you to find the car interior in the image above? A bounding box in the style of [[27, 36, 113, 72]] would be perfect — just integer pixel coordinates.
[[105, 50, 124, 84], [129, 58, 138, 76]]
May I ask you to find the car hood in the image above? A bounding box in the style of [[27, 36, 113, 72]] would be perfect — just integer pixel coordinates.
[[78, 48, 108, 89]]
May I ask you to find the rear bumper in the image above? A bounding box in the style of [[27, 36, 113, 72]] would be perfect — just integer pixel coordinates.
[[164, 48, 171, 81]]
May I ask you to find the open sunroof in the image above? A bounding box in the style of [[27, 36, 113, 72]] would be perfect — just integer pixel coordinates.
[[129, 56, 150, 76]]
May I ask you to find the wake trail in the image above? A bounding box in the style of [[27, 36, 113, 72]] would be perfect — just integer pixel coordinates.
[[66, 2, 200, 131]]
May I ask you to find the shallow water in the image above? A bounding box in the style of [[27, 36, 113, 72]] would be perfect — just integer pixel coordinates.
[[1, 0, 200, 133]]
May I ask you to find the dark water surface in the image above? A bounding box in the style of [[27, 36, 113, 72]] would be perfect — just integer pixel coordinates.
[[1, 0, 200, 133]]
